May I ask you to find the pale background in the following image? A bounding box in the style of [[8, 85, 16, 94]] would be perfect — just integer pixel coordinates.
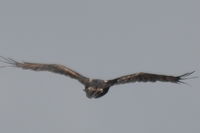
[[0, 0, 199, 133]]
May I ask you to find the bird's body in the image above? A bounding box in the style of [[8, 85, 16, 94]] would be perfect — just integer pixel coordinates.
[[0, 56, 195, 99]]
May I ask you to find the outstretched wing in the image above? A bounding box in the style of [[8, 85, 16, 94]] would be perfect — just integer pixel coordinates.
[[0, 56, 89, 85], [107, 72, 195, 86]]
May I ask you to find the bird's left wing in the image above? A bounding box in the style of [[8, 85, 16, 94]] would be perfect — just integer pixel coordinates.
[[107, 72, 195, 87], [0, 56, 89, 85]]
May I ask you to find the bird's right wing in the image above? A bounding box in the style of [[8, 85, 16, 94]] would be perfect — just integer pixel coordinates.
[[0, 56, 89, 85]]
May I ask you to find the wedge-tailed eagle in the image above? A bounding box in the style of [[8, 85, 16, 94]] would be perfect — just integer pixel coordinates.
[[0, 56, 194, 99]]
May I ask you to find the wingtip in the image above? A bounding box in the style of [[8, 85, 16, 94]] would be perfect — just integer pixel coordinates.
[[179, 71, 195, 77], [179, 71, 198, 80], [0, 56, 18, 67]]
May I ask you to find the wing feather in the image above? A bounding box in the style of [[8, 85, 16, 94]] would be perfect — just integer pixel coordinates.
[[0, 56, 89, 85], [107, 72, 195, 86]]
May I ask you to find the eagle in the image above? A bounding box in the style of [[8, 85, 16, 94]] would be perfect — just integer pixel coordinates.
[[0, 56, 195, 99]]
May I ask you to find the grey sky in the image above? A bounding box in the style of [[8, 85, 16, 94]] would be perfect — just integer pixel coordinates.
[[0, 0, 199, 133]]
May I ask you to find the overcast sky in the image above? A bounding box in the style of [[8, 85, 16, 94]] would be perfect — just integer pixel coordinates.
[[0, 0, 199, 133]]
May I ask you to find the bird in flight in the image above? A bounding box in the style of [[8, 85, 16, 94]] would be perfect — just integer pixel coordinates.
[[0, 56, 195, 99]]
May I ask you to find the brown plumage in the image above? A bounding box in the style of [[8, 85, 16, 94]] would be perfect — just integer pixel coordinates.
[[0, 56, 195, 99]]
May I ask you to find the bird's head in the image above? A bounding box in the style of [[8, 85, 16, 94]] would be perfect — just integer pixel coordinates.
[[84, 79, 110, 98]]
